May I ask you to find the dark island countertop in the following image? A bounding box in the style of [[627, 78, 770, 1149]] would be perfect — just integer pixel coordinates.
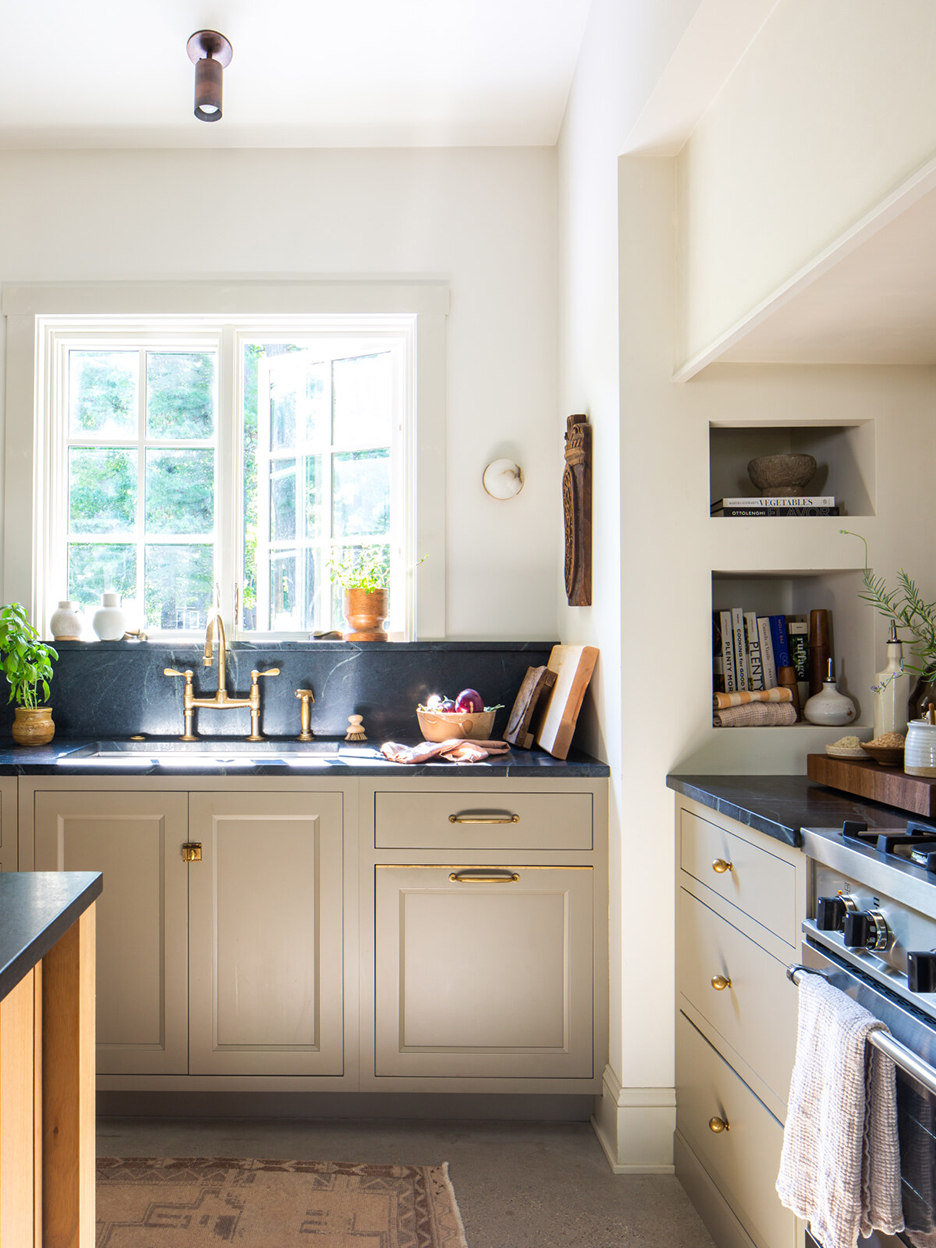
[[666, 774, 915, 848], [0, 871, 102, 1001], [0, 738, 609, 779]]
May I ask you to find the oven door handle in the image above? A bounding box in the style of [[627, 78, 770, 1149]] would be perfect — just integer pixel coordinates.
[[787, 963, 936, 1097]]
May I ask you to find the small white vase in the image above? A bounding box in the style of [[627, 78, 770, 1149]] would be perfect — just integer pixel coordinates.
[[803, 677, 857, 726], [50, 600, 84, 641], [92, 592, 126, 641]]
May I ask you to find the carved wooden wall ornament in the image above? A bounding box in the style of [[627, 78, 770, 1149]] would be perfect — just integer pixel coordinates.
[[563, 413, 592, 606]]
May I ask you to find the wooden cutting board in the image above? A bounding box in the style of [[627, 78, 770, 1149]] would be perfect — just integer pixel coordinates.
[[503, 665, 557, 749], [807, 753, 936, 817], [533, 644, 599, 760]]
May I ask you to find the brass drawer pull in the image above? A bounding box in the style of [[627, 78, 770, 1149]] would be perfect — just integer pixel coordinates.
[[711, 974, 731, 991], [182, 842, 202, 863], [712, 858, 733, 874], [449, 871, 520, 884], [449, 814, 520, 824], [708, 1116, 729, 1133]]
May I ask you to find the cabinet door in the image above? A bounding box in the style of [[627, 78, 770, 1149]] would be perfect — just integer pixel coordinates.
[[374, 865, 594, 1078], [33, 791, 188, 1075], [187, 792, 344, 1076]]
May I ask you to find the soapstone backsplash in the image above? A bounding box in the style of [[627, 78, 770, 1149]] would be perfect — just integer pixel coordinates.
[[10, 641, 555, 741]]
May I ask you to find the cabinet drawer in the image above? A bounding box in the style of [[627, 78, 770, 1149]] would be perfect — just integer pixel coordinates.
[[677, 1012, 797, 1248], [374, 791, 592, 850], [680, 810, 797, 946], [677, 888, 797, 1106]]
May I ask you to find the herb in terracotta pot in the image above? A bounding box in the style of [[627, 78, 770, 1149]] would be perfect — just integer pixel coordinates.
[[329, 548, 391, 642], [0, 602, 58, 745]]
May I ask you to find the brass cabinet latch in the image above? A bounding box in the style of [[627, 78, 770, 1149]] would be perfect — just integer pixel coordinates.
[[182, 842, 202, 863]]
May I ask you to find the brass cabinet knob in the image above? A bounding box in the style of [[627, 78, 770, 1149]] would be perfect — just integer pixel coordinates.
[[708, 1116, 729, 1133], [711, 974, 731, 991], [712, 858, 733, 874]]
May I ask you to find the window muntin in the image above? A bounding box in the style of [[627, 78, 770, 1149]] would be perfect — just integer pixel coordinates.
[[46, 316, 414, 639], [246, 342, 400, 634], [64, 345, 218, 632]]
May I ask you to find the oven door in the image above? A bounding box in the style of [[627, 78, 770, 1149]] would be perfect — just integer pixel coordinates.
[[801, 937, 936, 1248]]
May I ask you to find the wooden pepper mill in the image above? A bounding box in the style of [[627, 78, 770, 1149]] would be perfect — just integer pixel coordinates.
[[808, 609, 831, 698]]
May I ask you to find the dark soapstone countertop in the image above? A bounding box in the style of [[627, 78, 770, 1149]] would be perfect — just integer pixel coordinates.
[[0, 737, 609, 779], [666, 774, 915, 848], [0, 871, 102, 1001]]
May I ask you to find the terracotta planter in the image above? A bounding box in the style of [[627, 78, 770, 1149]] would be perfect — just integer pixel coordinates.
[[12, 706, 55, 747], [342, 588, 388, 642]]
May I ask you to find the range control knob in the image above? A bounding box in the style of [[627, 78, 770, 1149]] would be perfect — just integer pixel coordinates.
[[843, 909, 889, 952], [817, 896, 847, 931], [907, 952, 936, 993]]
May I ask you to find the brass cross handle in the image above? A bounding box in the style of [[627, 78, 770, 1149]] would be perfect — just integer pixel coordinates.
[[295, 688, 315, 741]]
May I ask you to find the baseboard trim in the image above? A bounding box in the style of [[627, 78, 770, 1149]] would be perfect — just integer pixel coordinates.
[[590, 1066, 676, 1174]]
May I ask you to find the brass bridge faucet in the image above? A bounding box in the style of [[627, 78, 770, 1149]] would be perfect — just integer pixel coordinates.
[[164, 608, 279, 741]]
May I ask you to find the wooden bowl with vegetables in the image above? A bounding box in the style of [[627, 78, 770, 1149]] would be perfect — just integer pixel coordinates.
[[417, 690, 500, 742]]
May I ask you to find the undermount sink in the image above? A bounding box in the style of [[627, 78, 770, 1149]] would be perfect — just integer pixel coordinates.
[[58, 739, 381, 766]]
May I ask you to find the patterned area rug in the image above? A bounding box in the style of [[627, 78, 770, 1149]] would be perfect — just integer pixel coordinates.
[[96, 1157, 469, 1247]]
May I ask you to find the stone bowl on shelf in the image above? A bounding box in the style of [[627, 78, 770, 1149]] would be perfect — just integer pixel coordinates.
[[746, 453, 817, 497]]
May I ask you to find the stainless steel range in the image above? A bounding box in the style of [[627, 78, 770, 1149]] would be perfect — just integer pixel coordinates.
[[800, 819, 936, 1248]]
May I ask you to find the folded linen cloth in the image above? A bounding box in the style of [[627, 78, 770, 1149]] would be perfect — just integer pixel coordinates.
[[713, 687, 793, 709], [381, 739, 511, 765], [713, 701, 798, 727], [777, 972, 904, 1248]]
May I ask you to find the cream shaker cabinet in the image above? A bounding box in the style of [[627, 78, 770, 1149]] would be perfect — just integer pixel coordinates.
[[21, 772, 607, 1093], [373, 864, 594, 1079], [674, 796, 806, 1248], [32, 789, 189, 1075], [30, 784, 345, 1079]]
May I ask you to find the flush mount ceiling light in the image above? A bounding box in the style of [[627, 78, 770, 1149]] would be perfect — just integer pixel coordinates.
[[186, 30, 233, 123]]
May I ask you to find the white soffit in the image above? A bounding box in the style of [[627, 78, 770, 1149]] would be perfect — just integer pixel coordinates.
[[623, 0, 781, 156], [0, 0, 592, 149]]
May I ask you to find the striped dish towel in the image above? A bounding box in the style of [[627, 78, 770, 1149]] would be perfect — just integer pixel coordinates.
[[713, 687, 793, 709], [777, 973, 904, 1248]]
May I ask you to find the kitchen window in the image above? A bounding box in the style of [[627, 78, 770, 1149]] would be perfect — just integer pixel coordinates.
[[4, 285, 447, 640]]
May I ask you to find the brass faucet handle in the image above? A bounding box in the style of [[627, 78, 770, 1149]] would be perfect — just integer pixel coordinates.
[[164, 667, 193, 681], [251, 668, 280, 681]]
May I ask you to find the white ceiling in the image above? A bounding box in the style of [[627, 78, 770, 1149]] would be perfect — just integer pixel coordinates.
[[0, 0, 592, 149]]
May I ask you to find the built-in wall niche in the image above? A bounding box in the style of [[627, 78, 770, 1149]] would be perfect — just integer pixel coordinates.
[[709, 422, 874, 516], [711, 568, 873, 724]]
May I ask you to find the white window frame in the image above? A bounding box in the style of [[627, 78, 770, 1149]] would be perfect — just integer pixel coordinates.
[[3, 282, 448, 641]]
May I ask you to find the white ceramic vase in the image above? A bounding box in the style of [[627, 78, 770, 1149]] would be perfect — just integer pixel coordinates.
[[92, 592, 126, 641], [49, 600, 84, 641], [803, 677, 857, 726]]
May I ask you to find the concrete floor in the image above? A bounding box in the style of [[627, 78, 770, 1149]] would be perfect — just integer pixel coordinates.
[[97, 1116, 715, 1248]]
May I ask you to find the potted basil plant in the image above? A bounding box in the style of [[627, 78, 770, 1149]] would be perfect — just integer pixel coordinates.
[[329, 548, 390, 642], [0, 602, 58, 745]]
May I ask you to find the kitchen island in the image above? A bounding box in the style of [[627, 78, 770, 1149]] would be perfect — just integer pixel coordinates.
[[0, 870, 101, 1247]]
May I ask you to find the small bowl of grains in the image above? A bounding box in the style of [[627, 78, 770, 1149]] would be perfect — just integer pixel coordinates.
[[825, 735, 867, 759], [860, 732, 906, 767]]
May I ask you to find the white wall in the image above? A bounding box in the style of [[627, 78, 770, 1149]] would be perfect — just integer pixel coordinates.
[[0, 146, 558, 641], [557, 0, 704, 1173], [678, 0, 936, 364]]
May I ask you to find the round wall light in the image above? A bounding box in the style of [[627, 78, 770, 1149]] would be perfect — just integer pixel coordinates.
[[482, 459, 524, 500]]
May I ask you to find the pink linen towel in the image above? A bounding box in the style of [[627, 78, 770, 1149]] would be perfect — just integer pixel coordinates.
[[381, 739, 511, 764], [777, 972, 903, 1248]]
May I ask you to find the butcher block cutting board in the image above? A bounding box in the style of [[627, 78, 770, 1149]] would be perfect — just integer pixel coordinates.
[[533, 644, 599, 760], [807, 753, 936, 817]]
